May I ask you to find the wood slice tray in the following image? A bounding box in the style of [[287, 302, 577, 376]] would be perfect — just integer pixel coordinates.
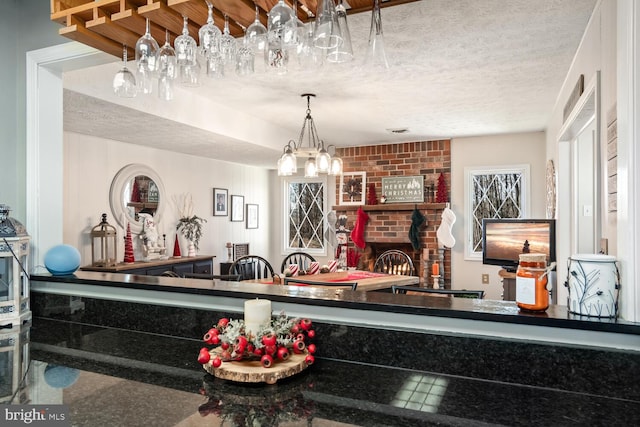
[[202, 347, 309, 384]]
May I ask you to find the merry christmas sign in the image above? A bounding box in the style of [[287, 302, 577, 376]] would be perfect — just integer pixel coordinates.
[[381, 176, 424, 203]]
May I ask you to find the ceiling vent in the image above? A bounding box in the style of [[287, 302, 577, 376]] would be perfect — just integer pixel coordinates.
[[387, 128, 410, 134]]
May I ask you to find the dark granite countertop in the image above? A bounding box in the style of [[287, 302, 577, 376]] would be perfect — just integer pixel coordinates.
[[6, 318, 638, 426], [31, 271, 640, 335]]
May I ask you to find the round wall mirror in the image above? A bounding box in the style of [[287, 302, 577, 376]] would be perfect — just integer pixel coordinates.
[[110, 164, 166, 234]]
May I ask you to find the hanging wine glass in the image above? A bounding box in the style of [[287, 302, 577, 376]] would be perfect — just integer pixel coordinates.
[[266, 0, 295, 73], [175, 15, 197, 66], [327, 0, 353, 63], [246, 5, 267, 53], [175, 15, 200, 86], [135, 19, 159, 94], [296, 24, 323, 71], [157, 31, 176, 100], [157, 30, 177, 80], [135, 18, 159, 71], [363, 0, 389, 69], [179, 58, 201, 87], [220, 15, 237, 66], [205, 52, 224, 78], [113, 45, 137, 98], [289, 0, 311, 71], [293, 0, 306, 42], [313, 0, 342, 50], [236, 26, 255, 77], [157, 74, 174, 101], [198, 3, 221, 60]]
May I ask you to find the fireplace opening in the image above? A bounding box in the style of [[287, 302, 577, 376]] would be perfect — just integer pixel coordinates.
[[359, 242, 421, 277]]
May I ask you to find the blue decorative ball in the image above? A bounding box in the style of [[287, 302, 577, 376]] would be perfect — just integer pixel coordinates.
[[44, 365, 80, 388], [44, 244, 81, 276]]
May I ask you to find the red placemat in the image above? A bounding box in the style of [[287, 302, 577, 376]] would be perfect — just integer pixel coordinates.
[[329, 272, 388, 282]]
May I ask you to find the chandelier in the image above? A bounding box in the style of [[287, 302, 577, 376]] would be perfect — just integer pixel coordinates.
[[277, 94, 343, 178]]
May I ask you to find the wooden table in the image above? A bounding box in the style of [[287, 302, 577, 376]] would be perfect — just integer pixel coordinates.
[[249, 270, 419, 292]]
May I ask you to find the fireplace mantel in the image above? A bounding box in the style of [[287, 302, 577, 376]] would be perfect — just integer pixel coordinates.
[[332, 203, 446, 212]]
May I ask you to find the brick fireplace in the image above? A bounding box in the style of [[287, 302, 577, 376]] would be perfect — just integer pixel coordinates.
[[334, 140, 451, 286]]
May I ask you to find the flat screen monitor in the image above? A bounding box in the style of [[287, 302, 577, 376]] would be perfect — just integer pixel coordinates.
[[482, 218, 556, 272]]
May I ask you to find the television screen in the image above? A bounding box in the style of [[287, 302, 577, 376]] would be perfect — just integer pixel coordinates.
[[482, 219, 556, 272]]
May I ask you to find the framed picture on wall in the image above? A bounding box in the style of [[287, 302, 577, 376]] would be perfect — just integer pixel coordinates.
[[339, 172, 366, 205], [213, 188, 228, 216], [230, 195, 244, 222], [233, 243, 249, 260], [246, 204, 258, 229]]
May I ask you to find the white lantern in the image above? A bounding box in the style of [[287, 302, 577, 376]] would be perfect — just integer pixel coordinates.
[[0, 204, 31, 329]]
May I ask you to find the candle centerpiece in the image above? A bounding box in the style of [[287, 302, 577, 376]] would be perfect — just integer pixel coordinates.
[[197, 299, 317, 384], [244, 298, 271, 337], [431, 260, 441, 289]]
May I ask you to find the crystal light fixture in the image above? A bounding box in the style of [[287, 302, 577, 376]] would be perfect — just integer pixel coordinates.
[[277, 94, 343, 177]]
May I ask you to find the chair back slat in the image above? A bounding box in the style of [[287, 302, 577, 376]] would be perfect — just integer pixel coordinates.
[[280, 252, 316, 273], [374, 250, 415, 276], [230, 255, 275, 281]]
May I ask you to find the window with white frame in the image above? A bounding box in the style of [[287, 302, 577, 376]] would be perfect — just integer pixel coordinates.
[[465, 165, 530, 259], [283, 176, 327, 254]]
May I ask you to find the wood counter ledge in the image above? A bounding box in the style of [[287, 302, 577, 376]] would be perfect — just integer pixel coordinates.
[[80, 255, 215, 272]]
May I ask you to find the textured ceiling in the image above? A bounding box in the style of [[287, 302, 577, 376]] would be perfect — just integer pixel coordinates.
[[63, 0, 598, 169]]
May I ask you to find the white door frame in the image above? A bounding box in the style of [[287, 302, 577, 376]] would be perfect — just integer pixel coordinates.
[[26, 42, 111, 267]]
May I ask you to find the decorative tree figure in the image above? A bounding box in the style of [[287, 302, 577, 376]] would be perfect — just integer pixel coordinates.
[[173, 235, 181, 257], [436, 173, 448, 203], [367, 183, 378, 205], [123, 222, 135, 263], [131, 178, 141, 202]]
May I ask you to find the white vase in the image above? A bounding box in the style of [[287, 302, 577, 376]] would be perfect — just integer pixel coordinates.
[[187, 241, 196, 257]]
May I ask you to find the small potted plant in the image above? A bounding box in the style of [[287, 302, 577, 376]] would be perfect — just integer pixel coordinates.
[[175, 193, 206, 256]]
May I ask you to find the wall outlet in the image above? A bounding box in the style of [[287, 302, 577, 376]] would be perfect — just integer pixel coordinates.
[[482, 274, 489, 284]]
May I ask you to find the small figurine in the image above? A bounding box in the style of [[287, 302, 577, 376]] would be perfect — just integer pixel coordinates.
[[139, 213, 167, 260]]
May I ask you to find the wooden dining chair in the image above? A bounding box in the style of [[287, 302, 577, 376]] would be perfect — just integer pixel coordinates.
[[392, 285, 485, 299], [181, 272, 242, 281], [280, 252, 316, 273], [160, 271, 179, 277], [229, 255, 275, 281], [373, 250, 416, 276], [283, 277, 358, 291]]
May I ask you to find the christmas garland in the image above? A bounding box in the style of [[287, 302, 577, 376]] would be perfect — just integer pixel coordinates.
[[197, 312, 316, 369]]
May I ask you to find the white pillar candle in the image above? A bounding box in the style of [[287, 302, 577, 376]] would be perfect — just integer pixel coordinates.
[[244, 298, 272, 336]]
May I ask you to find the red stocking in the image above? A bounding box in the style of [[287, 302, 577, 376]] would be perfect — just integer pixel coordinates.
[[350, 207, 369, 249]]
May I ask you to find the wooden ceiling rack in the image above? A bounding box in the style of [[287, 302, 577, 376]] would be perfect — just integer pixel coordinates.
[[50, 0, 418, 58]]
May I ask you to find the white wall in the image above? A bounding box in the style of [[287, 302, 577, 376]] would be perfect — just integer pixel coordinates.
[[545, 0, 618, 306], [0, 0, 67, 220], [451, 132, 547, 300], [64, 132, 272, 272]]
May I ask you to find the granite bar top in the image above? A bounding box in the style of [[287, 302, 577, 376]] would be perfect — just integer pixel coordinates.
[[31, 271, 640, 335], [12, 318, 640, 426]]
